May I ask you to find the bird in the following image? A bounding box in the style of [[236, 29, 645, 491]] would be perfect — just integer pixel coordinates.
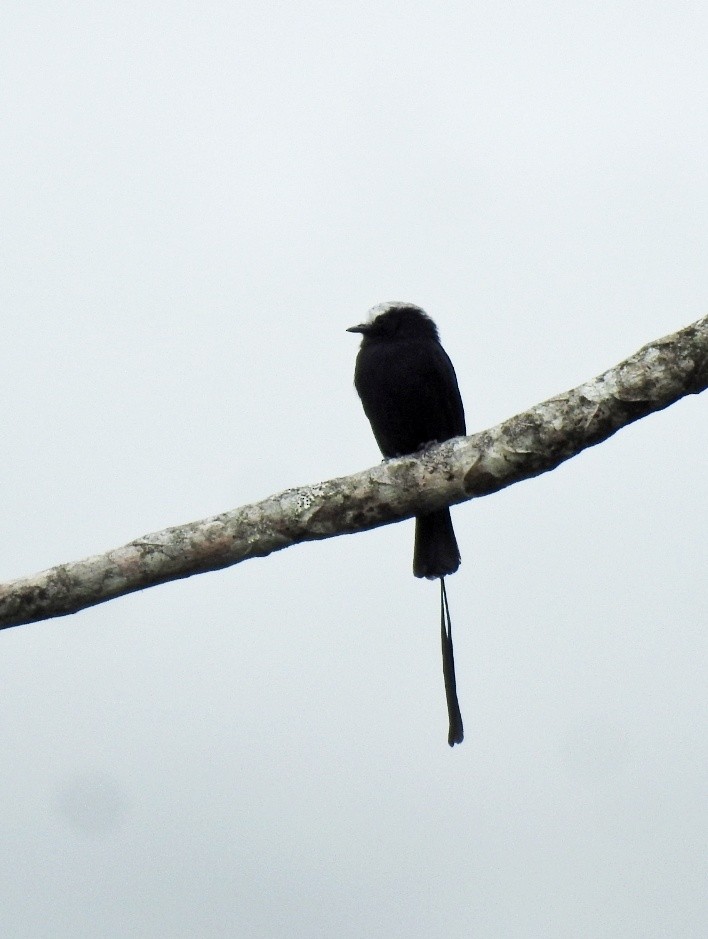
[[347, 302, 466, 746]]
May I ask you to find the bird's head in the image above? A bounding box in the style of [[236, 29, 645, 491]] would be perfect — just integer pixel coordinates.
[[347, 301, 439, 341]]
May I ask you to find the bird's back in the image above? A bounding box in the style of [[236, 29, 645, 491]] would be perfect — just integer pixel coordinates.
[[354, 336, 465, 458]]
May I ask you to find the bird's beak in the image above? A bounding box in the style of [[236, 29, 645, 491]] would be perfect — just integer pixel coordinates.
[[346, 323, 370, 334]]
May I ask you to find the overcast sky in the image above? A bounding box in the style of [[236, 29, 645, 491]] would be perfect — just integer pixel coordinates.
[[1, 2, 707, 936]]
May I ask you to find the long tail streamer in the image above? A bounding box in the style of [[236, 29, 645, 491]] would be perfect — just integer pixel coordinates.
[[440, 577, 464, 746]]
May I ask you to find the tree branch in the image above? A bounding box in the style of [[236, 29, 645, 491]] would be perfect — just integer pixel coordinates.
[[2, 314, 707, 630]]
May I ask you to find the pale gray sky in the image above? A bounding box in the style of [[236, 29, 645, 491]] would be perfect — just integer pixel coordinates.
[[1, 2, 707, 936]]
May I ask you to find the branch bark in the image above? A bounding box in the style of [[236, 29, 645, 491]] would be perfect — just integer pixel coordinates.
[[2, 314, 707, 630]]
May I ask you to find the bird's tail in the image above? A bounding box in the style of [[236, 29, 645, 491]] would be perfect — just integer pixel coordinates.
[[413, 508, 460, 579], [440, 577, 464, 746], [414, 510, 464, 746]]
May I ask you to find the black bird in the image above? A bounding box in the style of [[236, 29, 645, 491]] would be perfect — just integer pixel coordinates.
[[347, 302, 466, 746]]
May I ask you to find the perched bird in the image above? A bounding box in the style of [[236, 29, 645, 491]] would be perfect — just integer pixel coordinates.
[[347, 302, 466, 746]]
